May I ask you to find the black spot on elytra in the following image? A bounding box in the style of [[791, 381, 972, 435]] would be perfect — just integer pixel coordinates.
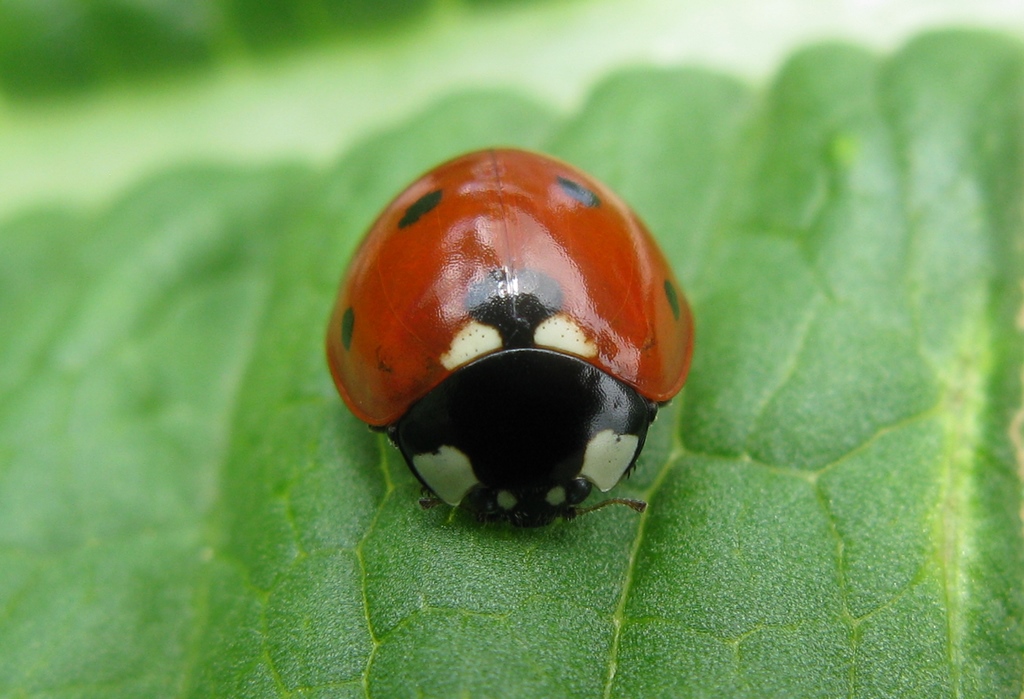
[[467, 269, 563, 348], [557, 177, 600, 207], [664, 280, 681, 321], [341, 307, 355, 350], [399, 189, 442, 228]]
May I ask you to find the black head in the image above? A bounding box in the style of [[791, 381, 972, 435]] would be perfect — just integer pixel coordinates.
[[392, 348, 656, 527]]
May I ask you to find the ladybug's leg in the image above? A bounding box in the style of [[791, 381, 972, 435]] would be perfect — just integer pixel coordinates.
[[648, 399, 662, 423], [418, 493, 446, 510], [369, 423, 401, 448]]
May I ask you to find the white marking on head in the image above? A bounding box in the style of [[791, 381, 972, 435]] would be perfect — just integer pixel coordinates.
[[412, 446, 479, 505], [580, 430, 640, 492], [533, 313, 597, 357], [497, 490, 518, 510], [440, 320, 503, 370], [545, 486, 566, 506]]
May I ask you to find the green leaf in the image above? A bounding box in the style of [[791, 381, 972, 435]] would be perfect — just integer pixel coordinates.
[[2, 29, 1023, 699]]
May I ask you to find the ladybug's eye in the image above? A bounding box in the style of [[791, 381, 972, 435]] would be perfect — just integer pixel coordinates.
[[465, 486, 499, 515], [565, 478, 592, 505]]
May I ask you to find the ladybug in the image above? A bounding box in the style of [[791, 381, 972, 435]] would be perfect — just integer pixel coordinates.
[[326, 149, 693, 527]]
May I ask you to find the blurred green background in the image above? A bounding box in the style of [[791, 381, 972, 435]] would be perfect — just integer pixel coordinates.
[[1, 0, 1021, 220]]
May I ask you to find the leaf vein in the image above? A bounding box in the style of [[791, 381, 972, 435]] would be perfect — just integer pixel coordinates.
[[356, 432, 395, 698], [601, 400, 688, 699]]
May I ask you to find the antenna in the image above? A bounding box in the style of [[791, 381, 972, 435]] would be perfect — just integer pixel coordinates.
[[571, 498, 648, 517]]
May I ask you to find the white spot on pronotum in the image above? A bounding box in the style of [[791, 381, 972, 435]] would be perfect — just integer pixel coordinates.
[[440, 320, 503, 370], [545, 486, 566, 506], [580, 430, 640, 492], [497, 491, 518, 510], [533, 314, 597, 357], [412, 446, 479, 505]]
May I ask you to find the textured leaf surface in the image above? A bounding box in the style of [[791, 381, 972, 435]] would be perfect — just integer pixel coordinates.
[[1, 31, 1023, 699]]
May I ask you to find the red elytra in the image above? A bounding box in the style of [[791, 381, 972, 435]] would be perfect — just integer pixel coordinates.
[[326, 148, 694, 427]]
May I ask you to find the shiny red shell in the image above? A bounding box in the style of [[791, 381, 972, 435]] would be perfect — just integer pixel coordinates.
[[326, 148, 694, 426]]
